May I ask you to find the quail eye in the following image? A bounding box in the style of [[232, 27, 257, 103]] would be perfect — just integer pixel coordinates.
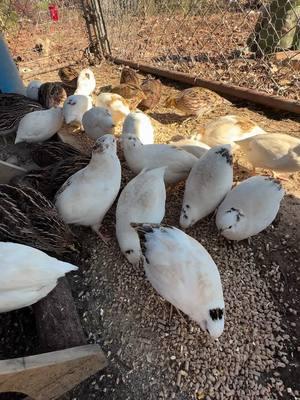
[[125, 249, 133, 255], [228, 225, 232, 229]]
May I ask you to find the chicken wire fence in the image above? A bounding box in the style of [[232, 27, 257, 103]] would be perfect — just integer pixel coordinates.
[[1, 0, 300, 100], [101, 0, 300, 101], [0, 0, 94, 77]]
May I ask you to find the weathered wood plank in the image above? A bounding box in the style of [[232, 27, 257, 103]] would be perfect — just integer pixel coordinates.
[[0, 344, 107, 400]]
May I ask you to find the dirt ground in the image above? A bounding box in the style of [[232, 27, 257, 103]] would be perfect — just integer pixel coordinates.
[[105, 10, 300, 101], [0, 61, 299, 400], [5, 7, 89, 80], [5, 6, 299, 101]]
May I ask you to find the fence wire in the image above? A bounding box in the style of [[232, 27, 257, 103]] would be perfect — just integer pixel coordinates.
[[101, 0, 300, 101], [1, 0, 299, 100], [1, 0, 91, 76]]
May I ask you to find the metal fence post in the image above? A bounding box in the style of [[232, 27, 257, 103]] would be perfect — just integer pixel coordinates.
[[82, 0, 111, 60]]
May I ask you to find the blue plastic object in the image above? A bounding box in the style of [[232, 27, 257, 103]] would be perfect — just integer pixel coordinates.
[[0, 34, 25, 95]]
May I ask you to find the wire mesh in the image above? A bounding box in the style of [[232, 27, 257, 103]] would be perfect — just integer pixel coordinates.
[[101, 0, 300, 101], [1, 0, 91, 76]]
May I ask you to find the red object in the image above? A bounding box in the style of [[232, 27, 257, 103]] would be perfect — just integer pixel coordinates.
[[49, 4, 59, 21]]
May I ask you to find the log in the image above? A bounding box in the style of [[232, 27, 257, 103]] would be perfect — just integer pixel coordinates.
[[33, 278, 86, 352], [0, 278, 107, 399], [31, 271, 109, 398], [108, 56, 300, 115]]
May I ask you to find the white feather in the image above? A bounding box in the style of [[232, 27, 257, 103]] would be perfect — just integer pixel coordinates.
[[0, 242, 77, 313], [216, 175, 285, 240], [235, 133, 300, 173], [122, 111, 154, 144], [180, 144, 233, 228], [26, 80, 42, 100], [74, 68, 96, 96], [55, 134, 121, 233], [63, 94, 92, 127], [95, 93, 130, 124], [82, 107, 115, 140], [137, 225, 225, 338], [15, 107, 63, 144], [122, 134, 197, 185], [200, 115, 265, 148], [116, 167, 166, 266], [169, 137, 210, 158]]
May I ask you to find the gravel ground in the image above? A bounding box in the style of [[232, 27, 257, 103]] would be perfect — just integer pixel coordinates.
[[0, 61, 299, 400]]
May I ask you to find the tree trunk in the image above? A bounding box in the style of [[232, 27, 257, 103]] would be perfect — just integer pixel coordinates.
[[33, 278, 87, 353], [247, 0, 300, 56]]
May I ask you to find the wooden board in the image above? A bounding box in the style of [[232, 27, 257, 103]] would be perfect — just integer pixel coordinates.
[[34, 278, 87, 353], [0, 344, 107, 400], [0, 160, 27, 184]]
